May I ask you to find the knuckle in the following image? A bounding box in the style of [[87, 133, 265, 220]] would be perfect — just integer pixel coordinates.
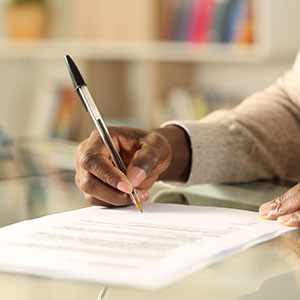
[[80, 174, 95, 194], [288, 194, 300, 209], [147, 132, 166, 149], [90, 129, 101, 140], [273, 195, 288, 215], [98, 166, 117, 187], [148, 132, 160, 143], [146, 133, 171, 160], [151, 132, 169, 147], [293, 211, 300, 221], [80, 151, 99, 171], [271, 186, 300, 215], [292, 186, 300, 200], [101, 172, 114, 186], [277, 204, 287, 215]]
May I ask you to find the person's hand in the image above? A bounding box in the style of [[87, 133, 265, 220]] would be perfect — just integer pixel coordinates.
[[75, 125, 191, 207], [259, 182, 300, 227]]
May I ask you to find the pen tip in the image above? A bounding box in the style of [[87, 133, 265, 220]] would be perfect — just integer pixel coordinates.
[[132, 191, 143, 213], [137, 204, 143, 213]]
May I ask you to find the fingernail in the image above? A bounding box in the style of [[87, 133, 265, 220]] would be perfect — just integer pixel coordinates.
[[128, 167, 146, 187], [278, 215, 292, 225], [259, 202, 272, 216], [117, 181, 132, 194]]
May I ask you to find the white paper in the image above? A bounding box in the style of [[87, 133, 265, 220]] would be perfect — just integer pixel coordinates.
[[0, 203, 295, 290]]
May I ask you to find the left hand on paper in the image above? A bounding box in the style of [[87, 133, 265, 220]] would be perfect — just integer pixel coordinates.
[[259, 182, 300, 227]]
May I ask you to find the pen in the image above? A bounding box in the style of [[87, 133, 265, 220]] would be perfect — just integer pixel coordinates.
[[65, 55, 143, 213]]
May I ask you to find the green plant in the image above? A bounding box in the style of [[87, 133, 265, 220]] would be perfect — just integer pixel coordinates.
[[11, 0, 46, 5]]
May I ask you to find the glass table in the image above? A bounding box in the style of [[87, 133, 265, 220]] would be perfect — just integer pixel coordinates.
[[0, 139, 300, 300]]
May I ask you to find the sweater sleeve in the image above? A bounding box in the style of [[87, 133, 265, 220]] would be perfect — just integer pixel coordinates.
[[163, 51, 300, 185]]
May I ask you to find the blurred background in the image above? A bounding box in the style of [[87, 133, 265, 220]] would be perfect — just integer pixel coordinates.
[[0, 0, 300, 142]]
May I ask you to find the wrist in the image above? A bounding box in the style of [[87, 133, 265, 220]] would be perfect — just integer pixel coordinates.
[[152, 125, 191, 182]]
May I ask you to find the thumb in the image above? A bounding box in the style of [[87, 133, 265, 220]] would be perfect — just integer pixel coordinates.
[[127, 166, 147, 188], [126, 135, 171, 188], [126, 146, 156, 187]]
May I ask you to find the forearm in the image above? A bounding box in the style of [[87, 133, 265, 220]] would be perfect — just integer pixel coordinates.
[[162, 67, 300, 185]]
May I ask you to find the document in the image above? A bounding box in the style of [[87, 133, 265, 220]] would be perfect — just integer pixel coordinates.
[[0, 203, 295, 290]]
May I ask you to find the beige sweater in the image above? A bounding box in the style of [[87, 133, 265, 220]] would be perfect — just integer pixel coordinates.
[[166, 51, 300, 185]]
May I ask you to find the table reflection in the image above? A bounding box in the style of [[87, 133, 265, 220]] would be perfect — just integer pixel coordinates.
[[0, 139, 86, 227]]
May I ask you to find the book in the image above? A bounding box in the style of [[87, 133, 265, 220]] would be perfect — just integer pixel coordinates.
[[211, 0, 229, 42], [160, 0, 253, 44], [235, 0, 253, 44], [175, 0, 194, 41], [186, 0, 202, 41], [192, 0, 213, 42], [221, 0, 243, 42]]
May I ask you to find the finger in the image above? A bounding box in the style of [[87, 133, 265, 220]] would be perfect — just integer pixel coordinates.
[[135, 188, 150, 202], [259, 183, 300, 220], [77, 170, 132, 206], [126, 133, 171, 187], [77, 170, 149, 206], [278, 211, 300, 227], [78, 129, 133, 193], [79, 149, 132, 194]]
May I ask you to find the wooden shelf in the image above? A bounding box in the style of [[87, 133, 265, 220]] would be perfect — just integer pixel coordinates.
[[0, 39, 270, 63]]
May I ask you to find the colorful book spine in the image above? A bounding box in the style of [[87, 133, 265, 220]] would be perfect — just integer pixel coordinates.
[[194, 0, 213, 42], [177, 0, 194, 41], [186, 0, 202, 41], [233, 0, 253, 44], [160, 0, 253, 44], [211, 0, 230, 42], [221, 0, 243, 42]]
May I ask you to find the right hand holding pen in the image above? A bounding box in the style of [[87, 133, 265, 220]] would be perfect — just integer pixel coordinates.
[[75, 126, 173, 207], [75, 125, 191, 207]]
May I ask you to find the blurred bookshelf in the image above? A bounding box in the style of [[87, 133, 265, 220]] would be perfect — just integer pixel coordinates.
[[0, 0, 300, 141], [0, 40, 270, 63]]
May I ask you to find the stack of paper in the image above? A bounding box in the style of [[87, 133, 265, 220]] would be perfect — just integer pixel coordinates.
[[0, 203, 294, 290]]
